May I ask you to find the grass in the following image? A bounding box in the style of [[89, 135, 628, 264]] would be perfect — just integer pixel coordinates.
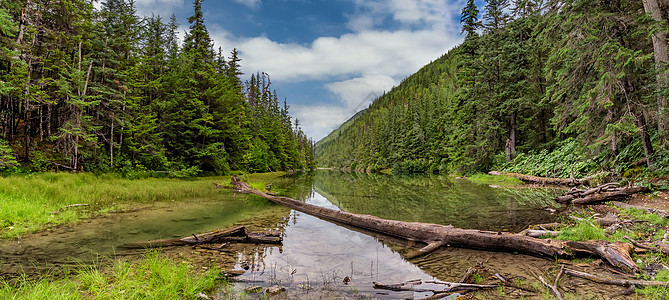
[[555, 220, 608, 241], [466, 173, 524, 187], [619, 208, 669, 227], [0, 172, 286, 238], [0, 251, 224, 299], [639, 269, 669, 299]]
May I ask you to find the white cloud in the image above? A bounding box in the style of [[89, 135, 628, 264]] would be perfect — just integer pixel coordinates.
[[211, 29, 460, 83], [207, 0, 465, 140], [232, 0, 261, 9], [289, 75, 396, 140], [325, 75, 396, 108]]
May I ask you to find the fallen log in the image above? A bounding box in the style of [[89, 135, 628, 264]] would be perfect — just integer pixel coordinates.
[[231, 176, 639, 274], [373, 279, 496, 293], [563, 268, 669, 288], [119, 225, 282, 249], [488, 171, 602, 186], [557, 183, 621, 203], [556, 184, 650, 205]]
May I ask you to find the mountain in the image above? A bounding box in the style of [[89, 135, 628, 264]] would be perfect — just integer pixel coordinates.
[[315, 0, 668, 176]]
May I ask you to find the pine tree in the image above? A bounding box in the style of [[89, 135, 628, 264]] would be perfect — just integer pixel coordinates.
[[183, 0, 213, 64], [484, 0, 510, 31], [460, 0, 481, 37]]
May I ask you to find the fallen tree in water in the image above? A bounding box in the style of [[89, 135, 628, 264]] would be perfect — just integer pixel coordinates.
[[488, 171, 601, 186], [119, 225, 282, 249], [556, 183, 650, 205], [231, 176, 639, 274]]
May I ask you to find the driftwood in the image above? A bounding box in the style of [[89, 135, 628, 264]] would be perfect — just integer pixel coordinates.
[[231, 176, 639, 274], [119, 225, 282, 249], [538, 265, 564, 300], [563, 268, 669, 288], [520, 229, 560, 238], [556, 184, 650, 205], [373, 279, 496, 294], [488, 171, 601, 186]]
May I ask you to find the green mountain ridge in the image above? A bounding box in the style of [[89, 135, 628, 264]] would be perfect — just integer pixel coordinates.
[[315, 0, 669, 176]]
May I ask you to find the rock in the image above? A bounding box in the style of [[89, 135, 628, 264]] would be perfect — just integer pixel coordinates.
[[266, 285, 286, 297]]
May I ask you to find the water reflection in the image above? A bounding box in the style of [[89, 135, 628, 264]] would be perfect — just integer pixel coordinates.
[[230, 172, 562, 298], [233, 190, 434, 299]]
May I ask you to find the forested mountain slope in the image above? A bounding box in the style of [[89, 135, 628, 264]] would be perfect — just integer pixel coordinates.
[[316, 0, 669, 177], [0, 0, 314, 175]]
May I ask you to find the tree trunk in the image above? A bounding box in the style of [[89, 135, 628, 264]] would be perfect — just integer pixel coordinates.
[[635, 113, 654, 168], [110, 117, 114, 169], [231, 176, 639, 274], [642, 0, 669, 135], [510, 111, 517, 155]]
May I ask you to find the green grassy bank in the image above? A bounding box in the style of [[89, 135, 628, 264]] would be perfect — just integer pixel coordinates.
[[1, 251, 224, 300], [0, 172, 284, 238]]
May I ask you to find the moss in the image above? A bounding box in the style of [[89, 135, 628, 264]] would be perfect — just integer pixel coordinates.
[[467, 173, 524, 187]]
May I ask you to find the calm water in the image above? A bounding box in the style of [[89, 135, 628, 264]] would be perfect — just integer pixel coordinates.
[[0, 171, 562, 298]]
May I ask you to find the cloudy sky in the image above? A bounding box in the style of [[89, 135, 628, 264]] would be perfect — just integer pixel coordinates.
[[127, 0, 466, 141]]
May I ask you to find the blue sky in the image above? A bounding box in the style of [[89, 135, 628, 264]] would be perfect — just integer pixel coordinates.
[[125, 0, 466, 140]]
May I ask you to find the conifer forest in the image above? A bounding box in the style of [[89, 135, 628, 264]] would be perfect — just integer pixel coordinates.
[[316, 0, 669, 178], [0, 0, 315, 176]]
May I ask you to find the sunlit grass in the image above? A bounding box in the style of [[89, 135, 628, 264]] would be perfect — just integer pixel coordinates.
[[466, 173, 524, 187], [556, 220, 608, 241], [0, 251, 223, 299], [0, 172, 285, 238]]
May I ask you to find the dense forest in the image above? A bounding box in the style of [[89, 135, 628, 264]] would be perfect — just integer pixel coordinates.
[[0, 0, 315, 176], [316, 0, 669, 177]]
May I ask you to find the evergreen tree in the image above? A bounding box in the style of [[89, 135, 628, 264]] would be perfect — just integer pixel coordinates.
[[460, 0, 481, 37]]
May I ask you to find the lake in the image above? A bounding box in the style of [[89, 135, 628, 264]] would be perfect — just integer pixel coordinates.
[[1, 171, 566, 298]]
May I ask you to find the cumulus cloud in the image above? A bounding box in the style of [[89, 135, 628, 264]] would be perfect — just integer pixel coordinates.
[[325, 75, 396, 108], [206, 0, 465, 139], [288, 75, 396, 139], [210, 28, 460, 83]]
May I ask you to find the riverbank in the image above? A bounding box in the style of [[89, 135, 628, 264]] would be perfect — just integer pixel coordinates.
[[1, 251, 224, 299], [0, 172, 285, 239]]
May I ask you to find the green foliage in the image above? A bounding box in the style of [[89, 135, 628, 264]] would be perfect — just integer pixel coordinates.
[[315, 0, 666, 177], [0, 0, 313, 176], [500, 138, 599, 178], [556, 220, 607, 242], [0, 251, 222, 299], [0, 173, 230, 238], [618, 208, 669, 227], [466, 173, 523, 186], [392, 159, 431, 174], [0, 138, 17, 170]]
